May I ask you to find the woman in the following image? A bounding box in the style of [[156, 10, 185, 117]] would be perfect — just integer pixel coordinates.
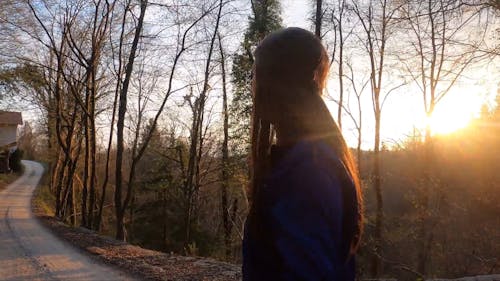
[[242, 27, 363, 281]]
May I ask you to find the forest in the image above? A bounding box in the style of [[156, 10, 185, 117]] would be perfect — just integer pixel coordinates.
[[0, 0, 499, 280]]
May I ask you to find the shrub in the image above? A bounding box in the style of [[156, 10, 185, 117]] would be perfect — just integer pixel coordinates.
[[10, 149, 23, 173]]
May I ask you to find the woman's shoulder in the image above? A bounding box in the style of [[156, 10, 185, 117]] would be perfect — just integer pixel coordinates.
[[268, 140, 345, 196], [267, 141, 345, 226], [271, 140, 343, 176]]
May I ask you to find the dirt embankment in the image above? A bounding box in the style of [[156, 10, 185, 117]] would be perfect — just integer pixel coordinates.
[[32, 181, 242, 281], [0, 172, 20, 191]]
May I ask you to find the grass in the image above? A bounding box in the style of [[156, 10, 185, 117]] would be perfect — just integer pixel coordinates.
[[32, 182, 56, 216], [0, 172, 20, 192], [31, 164, 56, 217]]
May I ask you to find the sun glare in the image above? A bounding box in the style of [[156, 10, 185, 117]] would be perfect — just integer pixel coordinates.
[[422, 92, 481, 136], [425, 111, 472, 135]]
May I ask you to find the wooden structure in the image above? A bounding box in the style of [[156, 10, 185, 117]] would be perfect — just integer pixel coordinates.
[[0, 111, 23, 173]]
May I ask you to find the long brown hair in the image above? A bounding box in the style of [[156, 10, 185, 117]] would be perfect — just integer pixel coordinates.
[[249, 27, 363, 259]]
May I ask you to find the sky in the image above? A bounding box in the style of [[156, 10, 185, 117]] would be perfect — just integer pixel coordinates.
[[3, 0, 499, 151], [282, 0, 310, 28]]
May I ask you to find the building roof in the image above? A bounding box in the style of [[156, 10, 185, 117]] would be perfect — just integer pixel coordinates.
[[0, 111, 23, 126]]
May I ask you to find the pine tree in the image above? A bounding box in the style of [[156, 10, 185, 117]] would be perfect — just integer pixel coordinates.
[[230, 0, 282, 150]]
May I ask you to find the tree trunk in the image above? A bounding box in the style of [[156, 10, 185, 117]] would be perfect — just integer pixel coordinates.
[[219, 33, 231, 258], [357, 127, 362, 174], [87, 111, 96, 228], [115, 0, 147, 241], [128, 192, 135, 241], [336, 3, 345, 129], [82, 109, 89, 227], [337, 32, 344, 129], [54, 152, 66, 217], [116, 209, 126, 240], [95, 2, 127, 231], [87, 101, 97, 229], [162, 190, 167, 249], [185, 94, 199, 246], [417, 109, 434, 275], [371, 90, 383, 277], [50, 150, 63, 194], [315, 0, 323, 38], [183, 0, 224, 246]]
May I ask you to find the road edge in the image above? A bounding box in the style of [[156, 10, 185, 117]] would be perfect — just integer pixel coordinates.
[[30, 162, 242, 281]]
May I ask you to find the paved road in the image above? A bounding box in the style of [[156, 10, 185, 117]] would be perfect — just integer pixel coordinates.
[[0, 160, 136, 281]]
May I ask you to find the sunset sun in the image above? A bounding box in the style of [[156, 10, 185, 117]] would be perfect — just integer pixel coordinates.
[[425, 109, 473, 135], [422, 92, 481, 136]]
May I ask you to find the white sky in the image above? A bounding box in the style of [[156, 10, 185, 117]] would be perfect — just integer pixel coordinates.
[[282, 0, 311, 28]]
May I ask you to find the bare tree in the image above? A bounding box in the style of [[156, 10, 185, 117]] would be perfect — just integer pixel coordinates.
[[61, 0, 116, 229], [95, 0, 128, 231], [327, 0, 352, 130], [218, 32, 237, 258], [113, 1, 222, 241], [352, 0, 403, 276], [343, 59, 370, 170], [182, 0, 225, 246], [22, 0, 91, 224]]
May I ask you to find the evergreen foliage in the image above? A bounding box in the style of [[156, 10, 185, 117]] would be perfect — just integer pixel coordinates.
[[230, 0, 283, 149]]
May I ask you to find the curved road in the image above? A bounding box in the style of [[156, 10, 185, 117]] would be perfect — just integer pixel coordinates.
[[0, 160, 136, 281]]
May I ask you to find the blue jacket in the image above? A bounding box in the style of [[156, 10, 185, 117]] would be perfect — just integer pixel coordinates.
[[242, 140, 356, 281]]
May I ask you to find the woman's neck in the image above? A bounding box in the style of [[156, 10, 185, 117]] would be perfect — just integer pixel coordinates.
[[276, 122, 309, 147]]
